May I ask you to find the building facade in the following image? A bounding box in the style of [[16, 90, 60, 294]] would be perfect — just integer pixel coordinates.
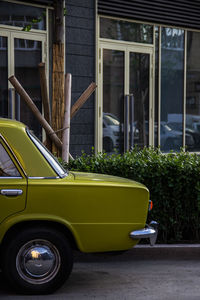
[[1, 0, 200, 156]]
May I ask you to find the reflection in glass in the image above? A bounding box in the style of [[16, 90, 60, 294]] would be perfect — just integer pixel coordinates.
[[161, 27, 184, 152], [129, 52, 149, 148], [186, 31, 200, 152], [100, 18, 153, 44], [0, 143, 20, 177], [0, 36, 8, 118], [0, 2, 46, 30], [103, 49, 124, 153], [15, 39, 42, 139]]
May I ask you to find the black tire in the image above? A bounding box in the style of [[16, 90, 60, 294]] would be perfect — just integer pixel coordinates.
[[1, 226, 73, 295]]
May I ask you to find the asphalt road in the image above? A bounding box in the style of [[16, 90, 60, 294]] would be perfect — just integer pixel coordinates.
[[1, 245, 200, 300]]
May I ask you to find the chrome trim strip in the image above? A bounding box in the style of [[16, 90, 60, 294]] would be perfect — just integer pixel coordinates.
[[28, 176, 60, 179], [1, 189, 23, 196], [0, 176, 22, 179]]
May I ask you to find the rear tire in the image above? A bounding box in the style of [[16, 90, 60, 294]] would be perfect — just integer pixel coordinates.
[[2, 226, 73, 294]]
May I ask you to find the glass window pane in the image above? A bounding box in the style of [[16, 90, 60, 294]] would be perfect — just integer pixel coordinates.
[[186, 31, 200, 152], [100, 18, 153, 44], [129, 52, 150, 148], [0, 143, 20, 177], [0, 36, 8, 118], [0, 2, 46, 30], [14, 39, 42, 140], [161, 27, 184, 152], [103, 49, 124, 154]]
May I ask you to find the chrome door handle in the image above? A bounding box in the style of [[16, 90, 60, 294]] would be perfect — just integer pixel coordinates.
[[0, 189, 23, 196]]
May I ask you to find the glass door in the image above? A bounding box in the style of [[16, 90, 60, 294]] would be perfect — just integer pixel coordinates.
[[14, 36, 43, 139], [102, 49, 124, 153], [0, 29, 46, 140], [100, 43, 153, 154], [129, 51, 150, 149]]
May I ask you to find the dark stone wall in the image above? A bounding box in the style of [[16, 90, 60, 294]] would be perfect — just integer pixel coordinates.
[[65, 0, 96, 157]]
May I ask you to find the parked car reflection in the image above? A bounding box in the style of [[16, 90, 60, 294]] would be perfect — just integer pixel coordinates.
[[103, 113, 140, 153], [103, 113, 120, 152], [167, 122, 199, 151], [161, 122, 194, 151]]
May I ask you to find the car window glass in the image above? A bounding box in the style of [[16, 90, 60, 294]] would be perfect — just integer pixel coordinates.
[[0, 143, 20, 177]]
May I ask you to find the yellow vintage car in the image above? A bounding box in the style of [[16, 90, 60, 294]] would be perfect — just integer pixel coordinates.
[[0, 118, 158, 294]]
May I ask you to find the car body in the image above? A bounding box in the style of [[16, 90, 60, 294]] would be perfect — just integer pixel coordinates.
[[0, 118, 157, 294]]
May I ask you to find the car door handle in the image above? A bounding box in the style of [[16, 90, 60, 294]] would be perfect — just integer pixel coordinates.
[[0, 189, 23, 196]]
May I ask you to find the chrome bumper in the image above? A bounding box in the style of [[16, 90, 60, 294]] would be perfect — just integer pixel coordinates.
[[129, 221, 158, 246]]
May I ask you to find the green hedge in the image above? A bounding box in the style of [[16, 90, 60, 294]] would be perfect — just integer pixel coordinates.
[[62, 148, 200, 243]]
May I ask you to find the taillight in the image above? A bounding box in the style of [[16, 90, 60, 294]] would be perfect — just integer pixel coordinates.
[[149, 200, 153, 211]]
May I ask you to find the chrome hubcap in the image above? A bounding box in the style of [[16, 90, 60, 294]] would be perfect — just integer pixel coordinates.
[[16, 239, 61, 284]]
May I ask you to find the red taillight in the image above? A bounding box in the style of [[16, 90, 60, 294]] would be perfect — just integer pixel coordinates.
[[149, 200, 153, 211]]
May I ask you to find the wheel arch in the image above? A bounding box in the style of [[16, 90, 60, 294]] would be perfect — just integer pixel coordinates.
[[0, 220, 79, 252]]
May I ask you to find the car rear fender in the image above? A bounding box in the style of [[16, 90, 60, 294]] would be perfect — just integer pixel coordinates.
[[0, 213, 84, 252]]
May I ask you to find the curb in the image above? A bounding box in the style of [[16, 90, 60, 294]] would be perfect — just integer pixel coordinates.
[[74, 244, 200, 262], [131, 244, 200, 259]]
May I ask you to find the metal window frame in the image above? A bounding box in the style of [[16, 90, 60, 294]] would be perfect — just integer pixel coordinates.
[[183, 31, 187, 149], [97, 14, 200, 154], [0, 26, 48, 120], [158, 26, 161, 147], [97, 15, 154, 152], [99, 14, 200, 33], [2, 0, 53, 10], [0, 27, 49, 118]]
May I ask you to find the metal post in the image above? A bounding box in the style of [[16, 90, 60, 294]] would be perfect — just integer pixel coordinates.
[[16, 93, 20, 121], [130, 94, 134, 149], [124, 95, 129, 152]]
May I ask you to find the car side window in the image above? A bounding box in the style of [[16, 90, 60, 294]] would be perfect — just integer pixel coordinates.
[[0, 143, 20, 177]]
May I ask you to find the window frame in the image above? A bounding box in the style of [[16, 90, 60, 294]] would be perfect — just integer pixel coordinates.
[[97, 15, 200, 153]]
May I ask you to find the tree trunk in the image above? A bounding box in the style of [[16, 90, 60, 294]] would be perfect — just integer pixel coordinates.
[[52, 43, 65, 154], [52, 0, 65, 155]]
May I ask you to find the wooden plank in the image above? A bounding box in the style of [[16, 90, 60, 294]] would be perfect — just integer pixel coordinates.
[[38, 62, 52, 151], [71, 82, 97, 119], [9, 75, 74, 160], [38, 62, 51, 125], [62, 73, 72, 162], [9, 75, 62, 149]]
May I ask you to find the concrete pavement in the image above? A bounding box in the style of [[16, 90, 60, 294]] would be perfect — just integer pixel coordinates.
[[0, 244, 200, 299]]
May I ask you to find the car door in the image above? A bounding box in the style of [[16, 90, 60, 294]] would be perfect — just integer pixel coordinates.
[[0, 138, 27, 224]]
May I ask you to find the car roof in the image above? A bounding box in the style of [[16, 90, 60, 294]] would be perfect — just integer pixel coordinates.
[[0, 118, 26, 130], [0, 118, 57, 177]]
